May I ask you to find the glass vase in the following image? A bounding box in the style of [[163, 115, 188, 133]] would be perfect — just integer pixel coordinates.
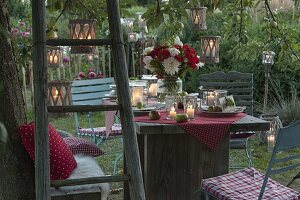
[[157, 76, 182, 102]]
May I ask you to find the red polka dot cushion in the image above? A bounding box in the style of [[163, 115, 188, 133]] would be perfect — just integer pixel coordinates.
[[18, 122, 77, 180], [63, 137, 104, 157]]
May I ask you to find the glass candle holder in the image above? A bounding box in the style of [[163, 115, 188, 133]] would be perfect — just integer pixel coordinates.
[[214, 90, 227, 106], [165, 95, 177, 120], [184, 95, 197, 119]]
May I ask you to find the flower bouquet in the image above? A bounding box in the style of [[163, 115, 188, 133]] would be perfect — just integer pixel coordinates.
[[75, 67, 104, 80], [143, 37, 203, 97]]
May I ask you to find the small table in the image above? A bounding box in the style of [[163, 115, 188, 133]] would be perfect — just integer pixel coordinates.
[[125, 115, 269, 200]]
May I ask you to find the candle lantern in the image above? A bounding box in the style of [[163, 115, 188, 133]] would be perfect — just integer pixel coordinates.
[[69, 19, 97, 54], [199, 87, 215, 106], [214, 90, 227, 106], [190, 7, 207, 30], [260, 114, 282, 152], [165, 95, 177, 120], [47, 80, 72, 107], [123, 18, 135, 33], [184, 95, 197, 119], [47, 47, 62, 68], [262, 51, 275, 65], [200, 36, 221, 63], [262, 51, 275, 114], [141, 75, 158, 98], [130, 80, 147, 107], [128, 32, 139, 43]]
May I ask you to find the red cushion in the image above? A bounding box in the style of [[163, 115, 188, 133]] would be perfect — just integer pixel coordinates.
[[63, 137, 104, 157], [18, 122, 77, 180]]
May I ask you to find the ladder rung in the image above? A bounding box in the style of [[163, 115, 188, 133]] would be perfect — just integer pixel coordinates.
[[47, 39, 112, 46], [47, 105, 120, 113], [51, 175, 130, 187]]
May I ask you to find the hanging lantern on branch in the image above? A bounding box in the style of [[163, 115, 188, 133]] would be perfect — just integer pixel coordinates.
[[190, 7, 207, 30], [69, 19, 97, 54], [200, 36, 221, 63]]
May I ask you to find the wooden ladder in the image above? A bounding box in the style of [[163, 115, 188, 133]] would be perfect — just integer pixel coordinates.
[[31, 0, 145, 199]]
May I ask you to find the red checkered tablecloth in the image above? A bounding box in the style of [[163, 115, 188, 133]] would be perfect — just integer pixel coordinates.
[[134, 111, 246, 149]]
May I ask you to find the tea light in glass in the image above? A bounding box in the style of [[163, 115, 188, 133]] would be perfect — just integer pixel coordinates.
[[131, 86, 143, 106], [184, 95, 197, 119], [165, 95, 177, 119], [206, 92, 215, 106]]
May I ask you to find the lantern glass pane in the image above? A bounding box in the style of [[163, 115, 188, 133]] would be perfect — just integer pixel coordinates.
[[190, 7, 207, 30], [200, 36, 221, 63]]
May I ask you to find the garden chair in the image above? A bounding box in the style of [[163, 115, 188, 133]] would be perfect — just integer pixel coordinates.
[[71, 78, 123, 175], [199, 71, 254, 168], [199, 120, 300, 200]]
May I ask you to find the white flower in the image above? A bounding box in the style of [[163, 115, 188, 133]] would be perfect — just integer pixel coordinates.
[[195, 61, 205, 69], [143, 56, 155, 72], [168, 47, 180, 57], [143, 56, 153, 66], [162, 57, 180, 75], [174, 36, 183, 47], [143, 46, 154, 55]]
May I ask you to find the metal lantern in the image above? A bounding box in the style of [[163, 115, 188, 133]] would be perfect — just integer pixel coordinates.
[[123, 18, 135, 32], [47, 47, 62, 68], [128, 32, 139, 43], [190, 7, 207, 30], [200, 36, 221, 63], [262, 51, 275, 65], [47, 80, 72, 106], [69, 19, 97, 54]]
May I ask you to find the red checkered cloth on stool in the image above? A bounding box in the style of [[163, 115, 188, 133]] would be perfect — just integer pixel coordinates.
[[201, 168, 300, 200], [63, 137, 104, 157], [78, 124, 122, 137]]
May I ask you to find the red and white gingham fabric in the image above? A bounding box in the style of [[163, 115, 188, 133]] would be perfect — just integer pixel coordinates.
[[134, 111, 246, 149], [79, 124, 122, 137], [201, 168, 300, 200], [63, 137, 104, 157]]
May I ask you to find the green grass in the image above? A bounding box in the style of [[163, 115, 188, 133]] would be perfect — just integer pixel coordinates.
[[26, 110, 300, 199]]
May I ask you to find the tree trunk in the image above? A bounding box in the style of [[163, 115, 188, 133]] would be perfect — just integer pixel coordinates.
[[0, 0, 35, 199]]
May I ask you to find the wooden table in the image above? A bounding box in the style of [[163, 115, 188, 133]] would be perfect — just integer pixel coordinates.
[[126, 115, 269, 200]]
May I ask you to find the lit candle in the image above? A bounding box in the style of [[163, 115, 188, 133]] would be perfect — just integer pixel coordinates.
[[186, 105, 195, 119], [148, 83, 157, 97], [206, 40, 215, 57], [169, 106, 177, 119], [49, 55, 53, 63], [132, 87, 143, 106], [194, 15, 200, 25], [53, 55, 58, 64], [207, 92, 215, 106], [267, 134, 275, 152]]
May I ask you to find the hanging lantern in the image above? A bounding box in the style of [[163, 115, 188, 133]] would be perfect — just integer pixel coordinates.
[[190, 7, 207, 30], [128, 32, 138, 43], [47, 80, 72, 106], [262, 51, 275, 65], [47, 47, 62, 68], [123, 18, 135, 33], [69, 19, 97, 54], [136, 12, 147, 31], [200, 36, 221, 63]]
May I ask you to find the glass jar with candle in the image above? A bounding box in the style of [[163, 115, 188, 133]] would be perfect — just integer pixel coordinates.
[[165, 95, 177, 120], [184, 95, 197, 119], [214, 90, 227, 106], [266, 131, 275, 152]]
